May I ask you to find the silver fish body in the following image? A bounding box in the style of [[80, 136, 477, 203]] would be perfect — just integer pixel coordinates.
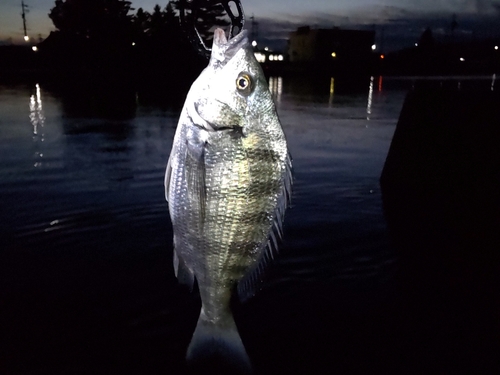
[[165, 28, 291, 372]]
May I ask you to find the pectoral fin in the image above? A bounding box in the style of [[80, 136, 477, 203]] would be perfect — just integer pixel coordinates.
[[164, 153, 173, 202], [173, 247, 195, 291]]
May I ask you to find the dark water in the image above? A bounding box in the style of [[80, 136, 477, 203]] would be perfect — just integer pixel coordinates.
[[0, 76, 496, 374]]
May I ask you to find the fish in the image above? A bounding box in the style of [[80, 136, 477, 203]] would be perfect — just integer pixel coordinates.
[[165, 28, 292, 373]]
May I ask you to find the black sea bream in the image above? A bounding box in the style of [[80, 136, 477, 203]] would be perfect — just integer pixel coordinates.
[[165, 28, 291, 372]]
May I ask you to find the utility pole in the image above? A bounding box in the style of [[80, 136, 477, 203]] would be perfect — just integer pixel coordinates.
[[450, 13, 458, 44], [380, 26, 385, 53], [21, 0, 29, 41]]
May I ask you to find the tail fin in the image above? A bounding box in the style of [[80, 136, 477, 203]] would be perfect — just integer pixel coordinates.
[[186, 309, 252, 375]]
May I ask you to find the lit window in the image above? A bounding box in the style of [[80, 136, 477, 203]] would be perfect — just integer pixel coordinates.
[[254, 52, 266, 63]]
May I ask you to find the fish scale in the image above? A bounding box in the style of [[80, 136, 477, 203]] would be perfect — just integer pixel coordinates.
[[165, 28, 291, 372]]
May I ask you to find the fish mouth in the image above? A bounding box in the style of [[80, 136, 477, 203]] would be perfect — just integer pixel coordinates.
[[226, 28, 249, 55], [192, 101, 241, 133], [191, 114, 244, 138], [213, 28, 248, 48], [211, 28, 249, 64]]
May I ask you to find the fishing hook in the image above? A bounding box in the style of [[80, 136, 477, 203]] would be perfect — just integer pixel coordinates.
[[179, 0, 245, 58]]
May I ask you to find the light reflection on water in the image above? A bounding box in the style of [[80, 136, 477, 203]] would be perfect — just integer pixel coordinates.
[[268, 76, 283, 103], [0, 75, 409, 374], [366, 76, 374, 119], [30, 83, 46, 168], [30, 83, 45, 136], [0, 75, 408, 288]]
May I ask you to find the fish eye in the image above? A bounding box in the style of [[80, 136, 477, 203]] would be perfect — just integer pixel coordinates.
[[236, 73, 253, 95]]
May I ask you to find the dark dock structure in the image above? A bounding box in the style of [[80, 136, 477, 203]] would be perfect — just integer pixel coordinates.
[[380, 80, 500, 374], [286, 26, 375, 75]]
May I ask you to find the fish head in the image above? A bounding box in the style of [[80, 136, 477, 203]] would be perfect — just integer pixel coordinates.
[[187, 28, 274, 133]]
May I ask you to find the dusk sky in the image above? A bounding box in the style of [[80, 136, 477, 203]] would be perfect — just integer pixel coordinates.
[[1, 0, 500, 51]]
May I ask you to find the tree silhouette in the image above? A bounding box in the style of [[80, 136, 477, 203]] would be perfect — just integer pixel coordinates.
[[172, 0, 230, 49], [150, 4, 165, 36], [43, 0, 208, 87], [131, 3, 181, 43], [418, 28, 435, 50], [164, 2, 177, 27], [46, 0, 136, 75], [131, 7, 151, 48], [49, 0, 134, 43]]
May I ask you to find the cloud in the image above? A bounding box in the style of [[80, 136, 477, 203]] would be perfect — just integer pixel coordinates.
[[493, 1, 500, 13], [382, 0, 500, 14], [253, 5, 500, 52]]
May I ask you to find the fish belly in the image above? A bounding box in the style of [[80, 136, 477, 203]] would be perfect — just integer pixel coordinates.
[[170, 127, 283, 316]]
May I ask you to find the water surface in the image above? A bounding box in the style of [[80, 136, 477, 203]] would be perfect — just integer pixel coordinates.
[[1, 75, 409, 374]]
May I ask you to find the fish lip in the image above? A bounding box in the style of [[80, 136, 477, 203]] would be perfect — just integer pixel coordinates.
[[211, 28, 249, 65], [213, 28, 228, 47], [225, 29, 248, 53], [213, 28, 248, 49]]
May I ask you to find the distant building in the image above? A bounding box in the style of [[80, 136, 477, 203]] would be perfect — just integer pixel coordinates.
[[288, 26, 375, 73]]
